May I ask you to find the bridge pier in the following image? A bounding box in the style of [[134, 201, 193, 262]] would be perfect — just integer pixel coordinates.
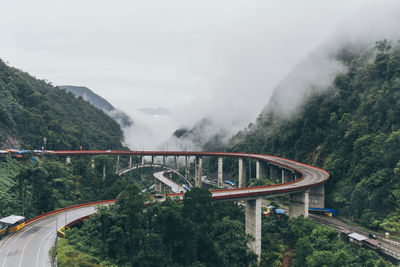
[[218, 157, 223, 188], [174, 156, 178, 170], [185, 156, 190, 180], [309, 184, 325, 208], [163, 155, 166, 166], [129, 156, 132, 168], [155, 179, 162, 193], [281, 168, 285, 183], [195, 156, 202, 187], [269, 164, 276, 182], [66, 156, 71, 164], [115, 155, 120, 174], [256, 160, 267, 179], [152, 156, 155, 164], [245, 198, 262, 261], [238, 158, 246, 188], [91, 159, 95, 169], [289, 190, 309, 218]]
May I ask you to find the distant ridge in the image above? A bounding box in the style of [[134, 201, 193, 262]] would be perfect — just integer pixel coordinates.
[[60, 85, 133, 128]]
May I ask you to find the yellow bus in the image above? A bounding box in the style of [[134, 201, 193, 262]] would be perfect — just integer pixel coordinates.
[[0, 215, 25, 238]]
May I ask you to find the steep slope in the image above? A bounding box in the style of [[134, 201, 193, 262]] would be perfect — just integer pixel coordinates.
[[0, 59, 124, 150], [229, 39, 400, 231], [60, 85, 133, 128]]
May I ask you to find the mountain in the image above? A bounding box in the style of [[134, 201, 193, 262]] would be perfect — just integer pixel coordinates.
[[169, 118, 229, 151], [229, 39, 400, 232], [0, 59, 124, 150], [60, 85, 133, 128]]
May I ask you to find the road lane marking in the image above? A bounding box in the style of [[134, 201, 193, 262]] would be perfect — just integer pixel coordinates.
[[18, 225, 44, 267], [36, 229, 53, 267]]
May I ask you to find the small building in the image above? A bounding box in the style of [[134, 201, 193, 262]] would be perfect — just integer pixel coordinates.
[[348, 232, 367, 247]]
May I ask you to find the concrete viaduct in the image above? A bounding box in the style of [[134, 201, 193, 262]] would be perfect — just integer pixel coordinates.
[[56, 150, 329, 259]]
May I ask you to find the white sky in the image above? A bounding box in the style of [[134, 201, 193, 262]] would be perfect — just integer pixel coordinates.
[[1, 0, 399, 149]]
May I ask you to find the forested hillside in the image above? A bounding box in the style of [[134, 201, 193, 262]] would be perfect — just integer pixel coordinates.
[[60, 85, 133, 129], [0, 59, 124, 150], [0, 60, 140, 219], [229, 39, 400, 231]]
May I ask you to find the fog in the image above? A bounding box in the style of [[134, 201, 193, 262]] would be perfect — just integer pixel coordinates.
[[1, 0, 400, 149]]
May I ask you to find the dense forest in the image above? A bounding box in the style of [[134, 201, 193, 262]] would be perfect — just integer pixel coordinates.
[[56, 187, 392, 267], [0, 60, 140, 219], [229, 39, 400, 232], [0, 59, 123, 150]]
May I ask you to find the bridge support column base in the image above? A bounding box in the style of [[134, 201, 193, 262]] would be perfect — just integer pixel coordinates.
[[245, 198, 261, 261], [238, 158, 246, 188], [195, 157, 202, 188], [218, 157, 223, 188], [309, 184, 325, 208], [256, 160, 267, 179], [289, 190, 309, 218], [155, 180, 162, 193]]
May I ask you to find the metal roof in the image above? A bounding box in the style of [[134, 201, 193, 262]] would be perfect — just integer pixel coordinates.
[[0, 215, 25, 225], [348, 232, 367, 241]]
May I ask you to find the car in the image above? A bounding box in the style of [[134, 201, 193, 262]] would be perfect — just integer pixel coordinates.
[[368, 233, 377, 239]]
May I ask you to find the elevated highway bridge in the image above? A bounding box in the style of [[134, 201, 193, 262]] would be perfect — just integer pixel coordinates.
[[53, 150, 329, 258], [0, 150, 329, 262]]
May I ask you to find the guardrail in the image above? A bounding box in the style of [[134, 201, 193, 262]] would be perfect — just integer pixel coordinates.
[[25, 199, 116, 226]]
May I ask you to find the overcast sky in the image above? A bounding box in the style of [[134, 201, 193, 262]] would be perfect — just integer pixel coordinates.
[[1, 0, 400, 149]]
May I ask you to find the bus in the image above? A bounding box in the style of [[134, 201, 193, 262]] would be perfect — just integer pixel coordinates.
[[0, 215, 25, 238]]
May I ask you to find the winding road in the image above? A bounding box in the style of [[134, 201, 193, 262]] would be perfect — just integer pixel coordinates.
[[0, 204, 106, 267], [0, 150, 329, 266]]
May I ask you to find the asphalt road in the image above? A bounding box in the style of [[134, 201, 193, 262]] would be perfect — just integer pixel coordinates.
[[0, 205, 98, 267], [153, 170, 187, 193]]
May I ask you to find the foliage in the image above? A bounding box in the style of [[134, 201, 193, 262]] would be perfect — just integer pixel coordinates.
[[262, 215, 393, 267], [59, 187, 257, 267], [0, 59, 124, 150], [229, 39, 400, 231]]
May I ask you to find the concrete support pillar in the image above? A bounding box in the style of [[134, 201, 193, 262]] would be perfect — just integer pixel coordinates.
[[289, 190, 309, 218], [281, 168, 285, 184], [66, 156, 71, 164], [103, 166, 106, 180], [218, 157, 223, 188], [163, 156, 166, 166], [245, 198, 262, 261], [185, 156, 190, 179], [115, 155, 120, 174], [129, 156, 132, 168], [256, 160, 267, 179], [141, 155, 145, 165], [309, 184, 325, 208], [174, 156, 178, 170], [195, 156, 202, 187], [151, 156, 155, 164], [155, 179, 162, 193], [238, 158, 246, 188], [91, 159, 95, 169]]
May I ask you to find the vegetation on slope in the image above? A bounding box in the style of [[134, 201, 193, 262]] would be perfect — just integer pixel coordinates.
[[58, 187, 257, 267], [229, 39, 400, 232], [0, 155, 154, 219], [57, 187, 392, 267], [60, 85, 133, 128], [0, 59, 123, 150]]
